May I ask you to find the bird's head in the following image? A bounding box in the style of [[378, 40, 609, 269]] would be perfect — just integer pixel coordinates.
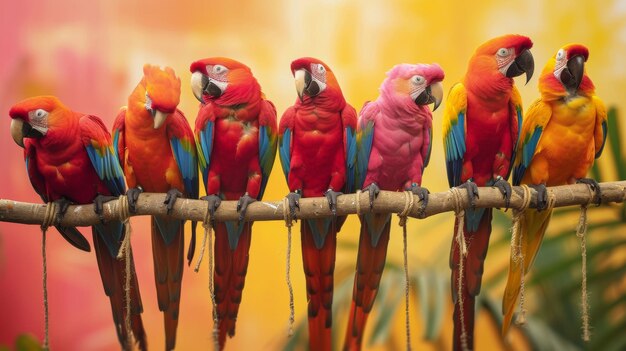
[[140, 64, 181, 129], [190, 57, 261, 105], [382, 63, 444, 111], [290, 57, 343, 104], [9, 95, 68, 147], [539, 44, 593, 98]]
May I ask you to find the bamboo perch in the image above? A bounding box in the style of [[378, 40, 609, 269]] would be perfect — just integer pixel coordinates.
[[1, 181, 625, 227]]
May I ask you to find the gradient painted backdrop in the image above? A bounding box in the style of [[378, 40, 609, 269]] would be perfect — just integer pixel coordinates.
[[1, 1, 624, 350]]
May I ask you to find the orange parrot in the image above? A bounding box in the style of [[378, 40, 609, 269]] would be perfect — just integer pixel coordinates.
[[113, 65, 198, 350]]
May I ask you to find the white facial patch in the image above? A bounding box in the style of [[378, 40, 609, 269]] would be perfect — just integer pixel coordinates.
[[496, 48, 515, 75], [409, 75, 426, 100], [28, 109, 49, 135], [553, 49, 567, 80]]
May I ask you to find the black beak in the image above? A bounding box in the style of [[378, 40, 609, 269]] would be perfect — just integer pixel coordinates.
[[414, 81, 443, 111], [204, 76, 223, 98], [560, 55, 585, 94], [22, 122, 44, 139], [505, 49, 534, 84]]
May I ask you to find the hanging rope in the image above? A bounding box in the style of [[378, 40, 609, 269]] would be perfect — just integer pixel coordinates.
[[40, 202, 56, 351], [115, 195, 134, 349], [282, 197, 296, 337], [511, 185, 531, 325], [449, 187, 468, 351], [577, 184, 593, 342], [398, 191, 415, 351], [195, 206, 219, 351]]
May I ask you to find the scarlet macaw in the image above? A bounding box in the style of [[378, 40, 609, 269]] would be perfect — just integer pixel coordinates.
[[502, 44, 606, 335], [113, 65, 198, 350], [344, 63, 444, 350], [190, 57, 277, 349], [442, 34, 534, 350], [279, 57, 357, 351], [9, 96, 146, 350]]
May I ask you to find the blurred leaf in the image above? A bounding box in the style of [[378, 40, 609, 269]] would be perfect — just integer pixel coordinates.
[[14, 335, 42, 351]]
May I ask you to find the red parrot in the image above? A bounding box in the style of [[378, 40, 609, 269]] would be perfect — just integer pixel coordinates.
[[9, 96, 146, 350], [344, 63, 444, 350], [279, 57, 357, 351], [442, 35, 534, 350], [189, 57, 277, 349], [502, 44, 607, 335], [113, 65, 198, 350]]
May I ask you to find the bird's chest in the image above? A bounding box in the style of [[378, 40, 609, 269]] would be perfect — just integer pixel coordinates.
[[294, 110, 343, 152], [214, 114, 259, 160]]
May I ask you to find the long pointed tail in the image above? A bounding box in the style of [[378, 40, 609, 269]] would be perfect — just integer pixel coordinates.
[[92, 226, 147, 351], [502, 208, 553, 335], [213, 221, 253, 350], [450, 209, 493, 351], [301, 219, 337, 351], [344, 215, 391, 351], [151, 217, 184, 351]]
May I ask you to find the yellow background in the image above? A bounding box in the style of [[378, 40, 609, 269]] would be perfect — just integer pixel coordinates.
[[0, 0, 623, 350]]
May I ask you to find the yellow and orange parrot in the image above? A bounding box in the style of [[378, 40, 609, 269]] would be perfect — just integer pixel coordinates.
[[443, 34, 534, 350], [113, 65, 198, 350], [190, 57, 278, 349], [9, 96, 146, 350], [502, 44, 607, 335]]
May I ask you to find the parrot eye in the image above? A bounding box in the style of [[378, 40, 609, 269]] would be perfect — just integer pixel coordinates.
[[556, 49, 565, 60], [317, 64, 326, 74], [497, 48, 510, 57], [33, 109, 48, 119], [411, 75, 425, 85], [213, 65, 228, 74]]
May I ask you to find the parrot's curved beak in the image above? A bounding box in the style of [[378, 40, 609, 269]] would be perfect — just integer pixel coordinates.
[[10, 119, 25, 147], [506, 49, 534, 84], [561, 55, 585, 94], [191, 72, 223, 103], [153, 110, 168, 129], [415, 81, 444, 111], [294, 69, 319, 102]]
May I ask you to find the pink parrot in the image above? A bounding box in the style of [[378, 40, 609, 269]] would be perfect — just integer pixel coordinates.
[[344, 63, 444, 350], [442, 35, 534, 350], [113, 65, 198, 350], [9, 96, 146, 350], [279, 57, 357, 351], [190, 57, 278, 349]]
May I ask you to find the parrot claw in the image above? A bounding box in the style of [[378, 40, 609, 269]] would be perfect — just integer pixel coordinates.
[[492, 176, 512, 210], [408, 183, 430, 211], [286, 191, 301, 220], [458, 180, 479, 208], [53, 197, 72, 225], [126, 186, 143, 213], [325, 189, 343, 216], [201, 194, 222, 220], [363, 183, 380, 209], [236, 193, 256, 222], [164, 188, 183, 215], [529, 184, 548, 211], [577, 178, 602, 206], [93, 195, 117, 223]]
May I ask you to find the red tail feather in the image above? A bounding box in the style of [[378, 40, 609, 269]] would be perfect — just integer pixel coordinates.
[[449, 209, 493, 350]]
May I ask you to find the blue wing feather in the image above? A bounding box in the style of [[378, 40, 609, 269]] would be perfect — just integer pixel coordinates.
[[445, 111, 466, 187], [356, 120, 374, 190], [512, 126, 543, 186], [344, 126, 356, 193], [170, 137, 199, 200], [85, 144, 126, 196], [258, 125, 276, 200], [279, 128, 292, 183]]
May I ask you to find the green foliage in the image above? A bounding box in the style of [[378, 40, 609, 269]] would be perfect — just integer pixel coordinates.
[[0, 334, 42, 351]]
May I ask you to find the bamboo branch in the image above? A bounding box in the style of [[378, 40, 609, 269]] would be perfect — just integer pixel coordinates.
[[1, 181, 625, 227]]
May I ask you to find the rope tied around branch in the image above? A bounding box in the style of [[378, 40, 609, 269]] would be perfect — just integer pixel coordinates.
[[40, 202, 56, 351], [282, 197, 295, 337], [355, 189, 363, 215], [397, 191, 415, 351], [449, 187, 468, 351], [577, 184, 593, 342], [114, 195, 134, 349]]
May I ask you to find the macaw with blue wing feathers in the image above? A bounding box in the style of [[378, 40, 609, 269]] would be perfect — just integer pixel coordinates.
[[190, 57, 277, 350], [502, 44, 607, 336], [443, 34, 534, 350], [343, 63, 444, 351], [279, 57, 357, 351], [9, 96, 147, 350], [113, 64, 198, 350]]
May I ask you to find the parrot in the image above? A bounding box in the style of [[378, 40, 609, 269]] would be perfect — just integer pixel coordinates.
[[113, 64, 198, 350], [501, 44, 607, 335], [442, 34, 534, 350], [9, 96, 147, 350], [189, 57, 278, 349], [279, 57, 357, 351], [344, 63, 444, 351]]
